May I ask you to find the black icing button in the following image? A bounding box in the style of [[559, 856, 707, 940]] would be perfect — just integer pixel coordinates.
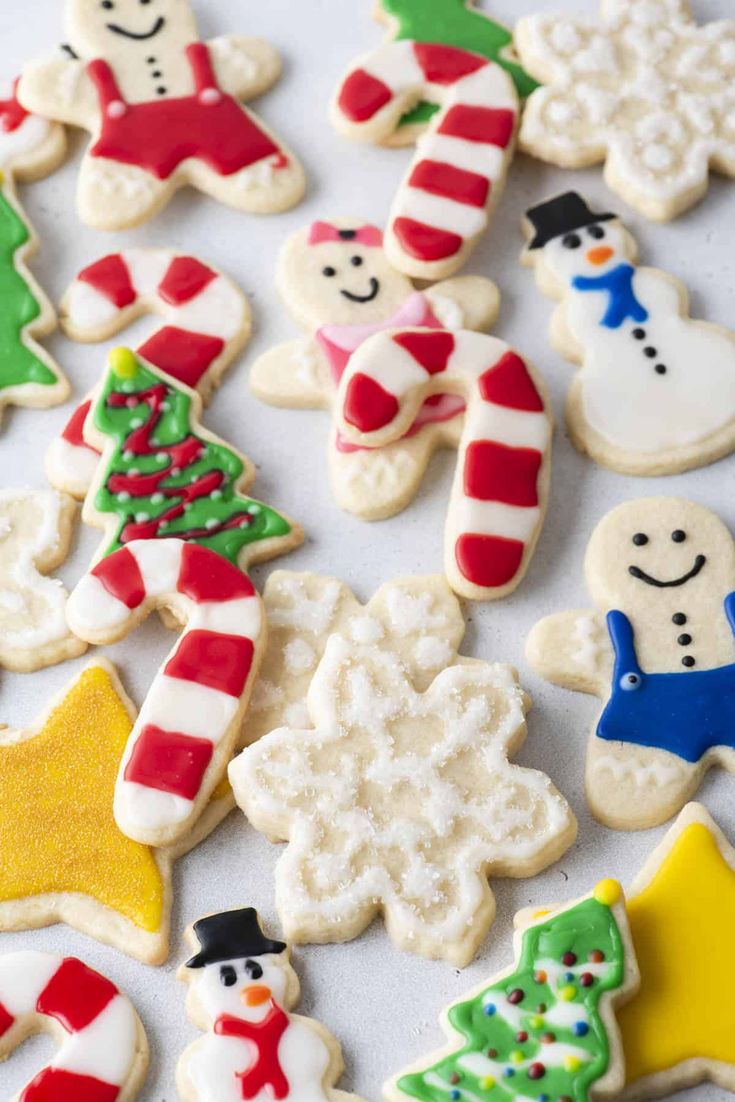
[[655, 364, 667, 375], [682, 655, 696, 668], [644, 347, 657, 358], [677, 634, 692, 646], [147, 56, 156, 63], [152, 70, 163, 77], [632, 328, 646, 339], [156, 86, 167, 95], [672, 613, 686, 625]]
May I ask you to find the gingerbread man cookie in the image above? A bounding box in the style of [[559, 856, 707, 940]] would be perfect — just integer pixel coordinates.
[[18, 0, 305, 229], [527, 497, 735, 830], [0, 80, 68, 423], [515, 0, 735, 221], [522, 192, 735, 476]]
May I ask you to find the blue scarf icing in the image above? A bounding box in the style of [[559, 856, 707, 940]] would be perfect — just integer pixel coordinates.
[[572, 263, 648, 329]]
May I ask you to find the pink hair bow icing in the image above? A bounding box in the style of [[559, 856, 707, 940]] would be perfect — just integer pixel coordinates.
[[308, 221, 383, 247]]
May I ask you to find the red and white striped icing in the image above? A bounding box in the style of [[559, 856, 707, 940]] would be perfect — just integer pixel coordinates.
[[46, 248, 247, 497], [66, 540, 262, 845], [337, 328, 551, 599], [333, 41, 518, 278], [0, 951, 142, 1102]]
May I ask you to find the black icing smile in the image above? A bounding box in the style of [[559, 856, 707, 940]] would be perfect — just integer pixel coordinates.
[[340, 278, 380, 304], [106, 16, 165, 39], [628, 554, 706, 588]]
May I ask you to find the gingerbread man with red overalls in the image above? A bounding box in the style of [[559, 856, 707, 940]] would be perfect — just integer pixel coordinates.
[[19, 0, 305, 230]]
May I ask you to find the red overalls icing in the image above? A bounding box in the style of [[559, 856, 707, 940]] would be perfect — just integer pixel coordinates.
[[87, 42, 285, 179]]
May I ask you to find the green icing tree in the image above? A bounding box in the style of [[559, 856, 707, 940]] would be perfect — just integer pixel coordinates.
[[380, 0, 538, 128], [90, 348, 295, 568], [396, 884, 628, 1102]]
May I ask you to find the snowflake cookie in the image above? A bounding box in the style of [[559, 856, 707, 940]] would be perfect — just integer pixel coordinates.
[[515, 0, 735, 220], [230, 625, 576, 966]]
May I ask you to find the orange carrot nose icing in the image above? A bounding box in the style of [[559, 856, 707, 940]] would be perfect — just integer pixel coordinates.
[[242, 984, 271, 1007], [587, 246, 614, 266]]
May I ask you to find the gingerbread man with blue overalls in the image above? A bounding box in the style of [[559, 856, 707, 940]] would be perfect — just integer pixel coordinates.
[[18, 0, 305, 230], [527, 497, 735, 831]]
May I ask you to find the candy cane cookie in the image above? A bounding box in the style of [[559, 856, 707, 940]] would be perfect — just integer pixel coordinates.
[[67, 539, 264, 847], [336, 328, 552, 600], [46, 248, 251, 498], [0, 950, 148, 1102], [331, 41, 518, 279]]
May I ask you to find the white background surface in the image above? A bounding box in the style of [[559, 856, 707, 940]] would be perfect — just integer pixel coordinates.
[[2, 1, 735, 1099]]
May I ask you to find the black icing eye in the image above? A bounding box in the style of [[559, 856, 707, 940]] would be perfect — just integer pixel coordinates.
[[671, 530, 686, 543], [220, 965, 237, 987], [351, 255, 363, 267], [588, 224, 605, 240], [140, 0, 152, 4], [245, 959, 263, 980], [632, 533, 648, 546], [322, 266, 337, 278], [562, 233, 582, 250], [101, 0, 114, 8]]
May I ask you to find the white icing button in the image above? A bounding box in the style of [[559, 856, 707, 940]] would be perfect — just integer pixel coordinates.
[[107, 100, 127, 119], [199, 88, 222, 106]]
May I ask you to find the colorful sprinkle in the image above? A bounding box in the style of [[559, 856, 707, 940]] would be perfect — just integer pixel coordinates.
[[484, 1003, 496, 1016], [541, 1032, 556, 1044], [564, 1055, 582, 1072], [450, 1091, 461, 1100], [480, 1077, 495, 1091], [503, 1068, 515, 1079], [589, 949, 604, 963], [533, 969, 547, 984], [536, 1003, 547, 1014], [529, 1015, 544, 1030], [510, 1050, 524, 1065], [516, 1031, 528, 1043], [527, 1063, 545, 1080], [573, 1021, 589, 1037], [561, 951, 577, 966], [450, 1074, 460, 1085], [507, 989, 524, 1005], [486, 1048, 498, 1059], [593, 878, 622, 906], [559, 984, 576, 1001], [580, 972, 594, 987]]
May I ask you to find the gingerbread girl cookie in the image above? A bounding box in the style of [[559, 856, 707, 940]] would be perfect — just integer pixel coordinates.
[[522, 192, 735, 476], [18, 0, 305, 229], [527, 497, 735, 830]]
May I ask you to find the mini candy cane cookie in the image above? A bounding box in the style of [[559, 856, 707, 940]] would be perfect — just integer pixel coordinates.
[[18, 0, 305, 230], [46, 248, 251, 498], [336, 328, 552, 601], [522, 192, 735, 476], [67, 540, 265, 847], [515, 0, 735, 221], [0, 81, 68, 424], [178, 907, 366, 1102], [331, 44, 518, 278], [251, 217, 499, 522], [527, 498, 735, 831], [388, 880, 638, 1102], [0, 951, 148, 1102]]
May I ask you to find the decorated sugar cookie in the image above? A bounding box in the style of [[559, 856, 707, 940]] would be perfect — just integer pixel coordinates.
[[515, 1, 735, 221], [526, 497, 735, 830], [0, 950, 148, 1102], [0, 488, 86, 672], [18, 0, 305, 230], [522, 192, 735, 475], [251, 218, 499, 522], [388, 880, 638, 1102], [336, 327, 552, 600], [0, 81, 68, 423], [178, 907, 366, 1102], [330, 46, 518, 278], [46, 247, 251, 498], [230, 630, 576, 966], [375, 0, 537, 144]]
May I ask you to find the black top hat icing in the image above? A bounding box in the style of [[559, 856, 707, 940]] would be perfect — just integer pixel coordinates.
[[525, 192, 617, 250], [186, 908, 287, 969]]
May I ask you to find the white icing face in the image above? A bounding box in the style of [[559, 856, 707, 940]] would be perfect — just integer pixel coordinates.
[[278, 222, 414, 329], [541, 220, 630, 285], [66, 0, 197, 56], [192, 954, 289, 1022]]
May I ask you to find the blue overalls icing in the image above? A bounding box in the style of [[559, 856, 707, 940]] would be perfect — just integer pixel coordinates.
[[598, 597, 735, 762]]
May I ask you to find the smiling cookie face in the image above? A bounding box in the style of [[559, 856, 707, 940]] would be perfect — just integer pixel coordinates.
[[193, 953, 291, 1022], [541, 219, 632, 286], [66, 0, 196, 57], [277, 219, 414, 330]]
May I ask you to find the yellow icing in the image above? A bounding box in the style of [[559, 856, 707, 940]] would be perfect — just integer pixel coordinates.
[[593, 878, 621, 906], [620, 821, 735, 1083], [0, 665, 164, 932], [109, 346, 138, 379]]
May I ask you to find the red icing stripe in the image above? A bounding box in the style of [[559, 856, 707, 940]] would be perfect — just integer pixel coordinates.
[[91, 547, 146, 609], [392, 217, 463, 261], [158, 256, 216, 306], [338, 69, 392, 122], [413, 43, 487, 85], [61, 399, 93, 447], [344, 373, 399, 433], [479, 352, 544, 412], [137, 326, 225, 389], [0, 80, 29, 133], [0, 1000, 14, 1037], [438, 105, 515, 147], [36, 958, 116, 1033], [393, 330, 455, 374], [165, 630, 254, 697], [124, 724, 214, 799], [455, 533, 525, 587], [464, 441, 541, 506], [178, 543, 255, 602], [21, 1068, 120, 1102], [78, 254, 136, 309], [409, 159, 489, 208]]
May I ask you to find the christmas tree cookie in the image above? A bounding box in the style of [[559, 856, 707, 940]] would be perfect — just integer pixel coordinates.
[[387, 880, 638, 1102], [0, 80, 68, 425]]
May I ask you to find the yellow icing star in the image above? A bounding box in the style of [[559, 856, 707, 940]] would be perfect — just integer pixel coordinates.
[[619, 802, 735, 1096]]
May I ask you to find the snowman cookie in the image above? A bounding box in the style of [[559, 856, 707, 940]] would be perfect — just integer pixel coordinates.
[[18, 0, 305, 230], [177, 907, 365, 1102], [522, 192, 735, 476], [250, 217, 499, 522], [527, 497, 735, 830]]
